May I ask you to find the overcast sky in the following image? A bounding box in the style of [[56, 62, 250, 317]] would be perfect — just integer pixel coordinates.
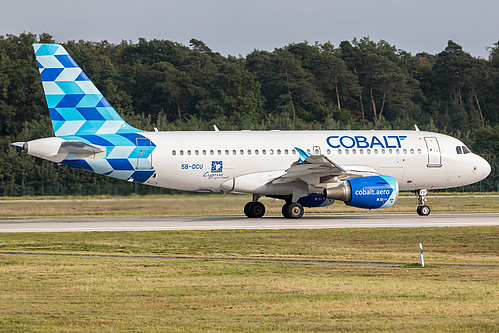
[[2, 0, 498, 58]]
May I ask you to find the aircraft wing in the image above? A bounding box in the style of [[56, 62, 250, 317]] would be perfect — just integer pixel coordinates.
[[272, 149, 379, 186], [272, 155, 345, 185]]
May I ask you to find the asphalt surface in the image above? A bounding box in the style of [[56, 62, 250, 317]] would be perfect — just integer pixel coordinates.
[[0, 213, 498, 232]]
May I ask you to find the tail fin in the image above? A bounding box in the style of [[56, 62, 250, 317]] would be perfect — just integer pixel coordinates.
[[34, 43, 141, 137]]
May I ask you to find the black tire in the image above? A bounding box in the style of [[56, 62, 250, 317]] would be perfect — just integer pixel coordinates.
[[283, 202, 304, 219], [282, 203, 289, 218], [245, 201, 265, 218], [244, 202, 253, 217], [417, 205, 430, 216]]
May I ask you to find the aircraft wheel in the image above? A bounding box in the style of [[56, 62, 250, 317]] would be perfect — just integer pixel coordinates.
[[244, 201, 265, 218], [244, 202, 252, 217], [282, 203, 289, 217], [282, 202, 304, 219], [417, 205, 430, 216]]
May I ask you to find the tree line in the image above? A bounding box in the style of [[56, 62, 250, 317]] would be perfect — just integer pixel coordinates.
[[0, 32, 498, 193]]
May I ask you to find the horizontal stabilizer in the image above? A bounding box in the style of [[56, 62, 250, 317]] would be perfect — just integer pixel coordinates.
[[59, 141, 106, 160], [13, 137, 106, 161]]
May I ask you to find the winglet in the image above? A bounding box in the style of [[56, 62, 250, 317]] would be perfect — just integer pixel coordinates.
[[294, 147, 311, 163]]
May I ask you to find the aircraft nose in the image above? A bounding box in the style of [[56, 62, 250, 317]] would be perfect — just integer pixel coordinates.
[[475, 155, 491, 180]]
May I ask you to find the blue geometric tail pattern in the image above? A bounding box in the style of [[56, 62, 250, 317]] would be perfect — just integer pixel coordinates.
[[34, 44, 156, 184]]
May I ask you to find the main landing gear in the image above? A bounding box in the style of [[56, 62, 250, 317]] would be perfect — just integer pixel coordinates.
[[243, 196, 305, 219], [244, 201, 265, 218], [281, 202, 304, 219], [416, 189, 431, 216]]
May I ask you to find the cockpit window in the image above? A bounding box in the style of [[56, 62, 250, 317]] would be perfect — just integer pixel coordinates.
[[462, 146, 471, 154], [456, 146, 462, 154]]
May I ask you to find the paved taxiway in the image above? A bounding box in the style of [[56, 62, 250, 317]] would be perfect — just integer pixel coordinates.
[[0, 213, 498, 232]]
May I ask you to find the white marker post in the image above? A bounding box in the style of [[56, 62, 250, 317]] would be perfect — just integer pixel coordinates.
[[419, 243, 424, 267]]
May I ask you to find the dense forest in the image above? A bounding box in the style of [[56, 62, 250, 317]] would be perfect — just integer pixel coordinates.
[[0, 32, 498, 195]]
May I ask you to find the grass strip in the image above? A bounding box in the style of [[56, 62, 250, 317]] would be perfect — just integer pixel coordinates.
[[0, 194, 498, 219]]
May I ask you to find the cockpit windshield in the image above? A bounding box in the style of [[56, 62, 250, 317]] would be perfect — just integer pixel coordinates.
[[456, 146, 471, 154]]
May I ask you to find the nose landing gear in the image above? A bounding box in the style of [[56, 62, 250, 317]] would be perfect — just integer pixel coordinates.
[[416, 189, 431, 216]]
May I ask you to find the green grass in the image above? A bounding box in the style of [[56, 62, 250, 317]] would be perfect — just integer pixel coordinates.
[[0, 227, 498, 332], [1, 227, 498, 266], [0, 193, 498, 219], [0, 195, 498, 331], [0, 255, 497, 332]]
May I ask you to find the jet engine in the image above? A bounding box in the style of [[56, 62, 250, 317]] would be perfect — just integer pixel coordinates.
[[323, 175, 399, 209]]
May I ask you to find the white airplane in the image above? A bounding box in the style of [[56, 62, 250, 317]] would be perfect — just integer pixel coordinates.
[[13, 44, 491, 218]]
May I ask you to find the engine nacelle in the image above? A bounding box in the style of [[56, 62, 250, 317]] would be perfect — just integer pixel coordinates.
[[323, 175, 399, 209], [297, 193, 334, 208]]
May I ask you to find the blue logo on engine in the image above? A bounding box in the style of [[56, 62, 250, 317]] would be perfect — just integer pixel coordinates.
[[211, 161, 223, 173]]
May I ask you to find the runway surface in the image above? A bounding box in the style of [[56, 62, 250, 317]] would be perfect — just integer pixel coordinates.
[[0, 213, 498, 232]]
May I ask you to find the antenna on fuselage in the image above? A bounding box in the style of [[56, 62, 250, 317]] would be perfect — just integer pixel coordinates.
[[213, 125, 220, 132], [414, 124, 420, 131]]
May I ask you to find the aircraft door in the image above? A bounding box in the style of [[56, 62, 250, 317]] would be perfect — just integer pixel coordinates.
[[136, 138, 153, 170], [424, 137, 441, 167]]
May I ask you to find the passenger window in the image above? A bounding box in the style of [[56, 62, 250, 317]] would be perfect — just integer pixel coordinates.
[[262, 149, 266, 155], [232, 150, 236, 155], [202, 150, 206, 155], [240, 150, 244, 155], [180, 150, 184, 156], [367, 149, 371, 154], [172, 150, 177, 156], [462, 146, 471, 154], [403, 149, 407, 154], [210, 150, 214, 155], [306, 149, 311, 154], [338, 149, 342, 154], [247, 149, 251, 155], [327, 149, 331, 154], [381, 149, 385, 154], [359, 149, 363, 154], [292, 149, 296, 155], [374, 149, 378, 154], [195, 150, 199, 155], [217, 150, 222, 155], [255, 150, 259, 155], [345, 149, 349, 155], [284, 149, 289, 155], [187, 150, 191, 155], [417, 149, 422, 154], [352, 149, 356, 154], [456, 146, 462, 154], [270, 149, 274, 155], [410, 149, 414, 154], [277, 149, 281, 155], [225, 150, 229, 155]]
